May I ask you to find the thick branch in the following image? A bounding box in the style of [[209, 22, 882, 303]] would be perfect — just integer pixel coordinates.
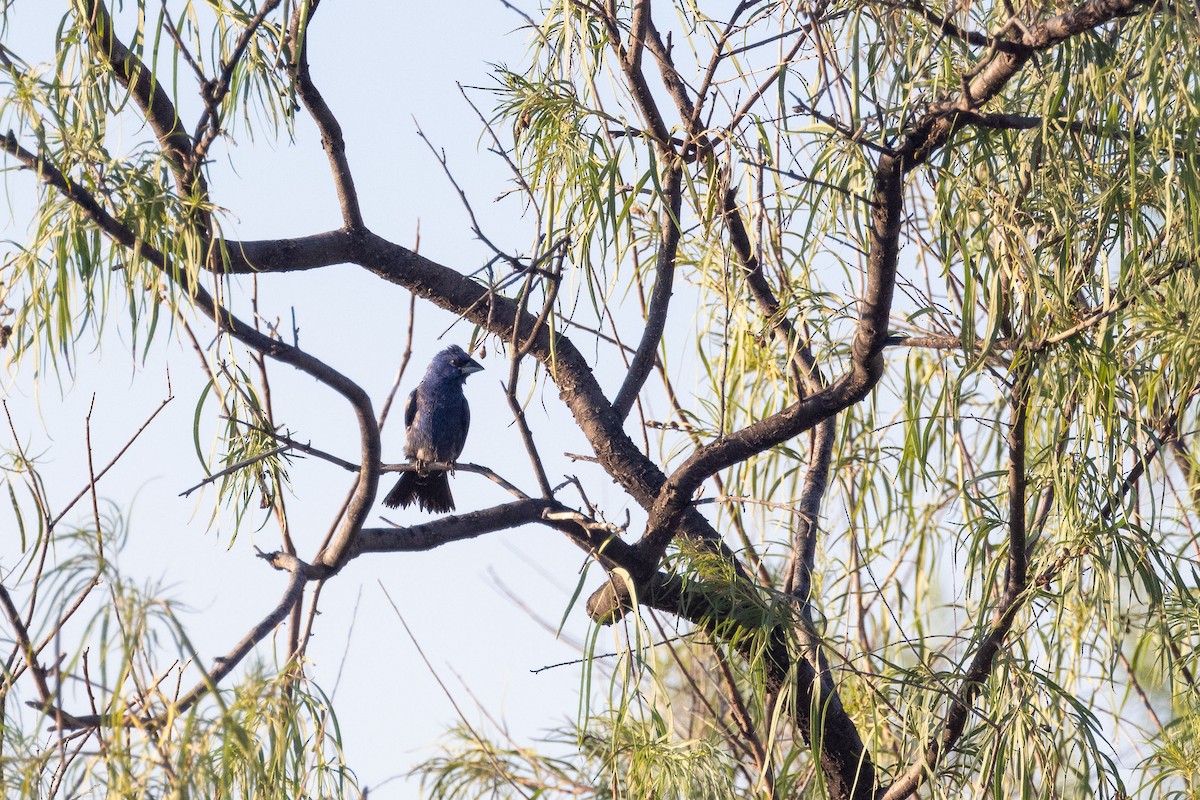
[[626, 0, 651, 74], [222, 230, 360, 273], [643, 21, 698, 126], [347, 498, 620, 558], [355, 500, 550, 555]]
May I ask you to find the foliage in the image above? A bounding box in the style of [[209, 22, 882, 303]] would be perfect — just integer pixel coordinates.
[[2, 0, 1200, 798]]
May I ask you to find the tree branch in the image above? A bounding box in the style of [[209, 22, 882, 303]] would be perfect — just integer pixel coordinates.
[[587, 570, 876, 800], [0, 133, 379, 575], [287, 0, 365, 231], [612, 163, 682, 421], [881, 361, 1031, 800], [40, 560, 308, 731], [79, 0, 208, 221], [628, 0, 1157, 600], [193, 0, 284, 163], [353, 498, 564, 556]]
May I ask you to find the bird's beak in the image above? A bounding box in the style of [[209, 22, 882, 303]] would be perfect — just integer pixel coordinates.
[[461, 358, 484, 376]]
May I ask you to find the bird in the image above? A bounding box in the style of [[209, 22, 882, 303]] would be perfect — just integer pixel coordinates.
[[383, 344, 483, 513]]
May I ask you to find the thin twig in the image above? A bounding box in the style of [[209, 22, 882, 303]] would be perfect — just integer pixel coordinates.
[[379, 291, 417, 431], [178, 445, 291, 498]]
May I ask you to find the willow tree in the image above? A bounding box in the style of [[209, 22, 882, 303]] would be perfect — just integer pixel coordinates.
[[2, 0, 1198, 797]]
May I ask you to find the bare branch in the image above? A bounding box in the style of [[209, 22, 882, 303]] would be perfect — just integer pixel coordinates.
[[287, 1, 365, 230], [612, 163, 682, 420], [0, 584, 55, 713], [0, 133, 379, 575], [415, 122, 522, 267], [379, 292, 418, 431], [505, 284, 558, 497], [45, 394, 174, 533], [354, 499, 561, 556]]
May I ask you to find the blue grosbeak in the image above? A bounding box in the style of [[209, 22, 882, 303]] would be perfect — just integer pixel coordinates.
[[383, 344, 483, 512]]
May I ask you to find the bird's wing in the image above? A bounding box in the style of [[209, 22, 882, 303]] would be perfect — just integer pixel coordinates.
[[404, 387, 419, 430]]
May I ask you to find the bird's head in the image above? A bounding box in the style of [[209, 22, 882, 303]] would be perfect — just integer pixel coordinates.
[[434, 344, 484, 380]]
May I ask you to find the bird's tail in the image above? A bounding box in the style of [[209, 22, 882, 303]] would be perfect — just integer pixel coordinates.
[[382, 472, 455, 513]]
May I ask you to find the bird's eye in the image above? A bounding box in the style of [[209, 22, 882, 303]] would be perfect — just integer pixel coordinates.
[[451, 358, 465, 367]]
